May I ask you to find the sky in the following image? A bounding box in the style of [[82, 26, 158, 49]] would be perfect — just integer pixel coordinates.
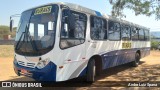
[[0, 0, 160, 31]]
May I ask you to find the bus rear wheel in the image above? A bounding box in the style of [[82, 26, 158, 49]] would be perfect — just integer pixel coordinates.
[[86, 59, 96, 83], [132, 53, 140, 67]]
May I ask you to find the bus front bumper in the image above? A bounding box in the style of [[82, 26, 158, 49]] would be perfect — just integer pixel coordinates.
[[13, 60, 57, 81]]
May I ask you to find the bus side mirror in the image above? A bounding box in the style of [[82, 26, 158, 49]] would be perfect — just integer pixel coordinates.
[[10, 19, 14, 32]]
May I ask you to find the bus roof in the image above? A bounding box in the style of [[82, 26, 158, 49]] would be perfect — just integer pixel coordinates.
[[24, 2, 150, 30], [24, 2, 103, 16]]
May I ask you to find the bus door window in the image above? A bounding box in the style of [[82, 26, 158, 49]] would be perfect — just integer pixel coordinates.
[[60, 10, 87, 49]]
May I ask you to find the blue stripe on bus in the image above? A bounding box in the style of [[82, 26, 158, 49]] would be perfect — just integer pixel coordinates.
[[14, 61, 57, 81], [101, 47, 150, 69], [77, 47, 150, 77], [78, 67, 87, 77], [95, 11, 102, 17]]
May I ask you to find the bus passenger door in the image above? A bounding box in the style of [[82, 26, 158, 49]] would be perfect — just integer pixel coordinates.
[[59, 9, 87, 80]]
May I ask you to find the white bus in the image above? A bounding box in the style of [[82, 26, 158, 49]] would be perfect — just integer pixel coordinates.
[[12, 2, 150, 82]]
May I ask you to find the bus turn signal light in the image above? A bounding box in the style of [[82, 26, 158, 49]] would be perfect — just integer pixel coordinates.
[[59, 66, 63, 69]]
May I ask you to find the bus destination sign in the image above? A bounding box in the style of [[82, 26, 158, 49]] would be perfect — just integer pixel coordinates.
[[34, 6, 52, 15]]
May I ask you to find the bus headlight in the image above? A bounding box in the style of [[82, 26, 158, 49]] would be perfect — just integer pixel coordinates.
[[36, 58, 50, 69]]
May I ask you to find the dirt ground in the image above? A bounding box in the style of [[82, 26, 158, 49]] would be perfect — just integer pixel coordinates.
[[0, 50, 160, 89]]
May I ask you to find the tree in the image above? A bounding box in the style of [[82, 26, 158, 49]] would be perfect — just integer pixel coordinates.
[[0, 25, 16, 39], [109, 0, 160, 20], [0, 26, 10, 34]]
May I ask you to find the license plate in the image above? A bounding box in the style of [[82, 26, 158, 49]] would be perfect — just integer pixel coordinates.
[[21, 69, 28, 74]]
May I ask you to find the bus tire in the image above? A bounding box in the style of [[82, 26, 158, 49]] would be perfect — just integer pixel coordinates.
[[86, 59, 96, 83], [132, 53, 140, 67]]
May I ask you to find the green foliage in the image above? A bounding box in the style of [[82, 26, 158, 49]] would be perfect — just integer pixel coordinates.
[[110, 0, 160, 20], [151, 40, 160, 50], [0, 25, 16, 39], [0, 25, 9, 33]]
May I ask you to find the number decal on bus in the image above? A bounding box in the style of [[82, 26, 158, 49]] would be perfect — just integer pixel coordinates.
[[122, 42, 131, 49]]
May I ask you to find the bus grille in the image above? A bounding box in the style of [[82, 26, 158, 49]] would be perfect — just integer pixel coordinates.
[[27, 63, 35, 68], [18, 61, 25, 66], [17, 61, 36, 68]]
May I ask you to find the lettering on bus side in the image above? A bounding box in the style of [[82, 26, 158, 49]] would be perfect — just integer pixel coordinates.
[[122, 42, 131, 49], [34, 6, 52, 15]]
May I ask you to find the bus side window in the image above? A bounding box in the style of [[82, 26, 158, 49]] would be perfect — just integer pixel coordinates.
[[108, 20, 121, 40], [144, 30, 149, 41], [131, 27, 139, 40], [121, 24, 131, 41], [139, 28, 145, 41], [90, 16, 107, 40]]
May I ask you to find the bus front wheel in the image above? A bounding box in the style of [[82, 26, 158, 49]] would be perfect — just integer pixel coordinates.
[[86, 59, 96, 83], [132, 53, 140, 67]]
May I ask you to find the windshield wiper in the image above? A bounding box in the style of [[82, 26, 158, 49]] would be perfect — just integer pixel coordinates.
[[15, 32, 25, 50], [16, 10, 38, 52], [16, 24, 38, 52], [26, 30, 38, 51]]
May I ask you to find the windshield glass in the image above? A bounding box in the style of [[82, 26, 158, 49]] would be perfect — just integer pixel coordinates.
[[15, 5, 59, 56]]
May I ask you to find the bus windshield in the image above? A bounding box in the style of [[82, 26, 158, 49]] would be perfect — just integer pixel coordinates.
[[15, 5, 59, 56]]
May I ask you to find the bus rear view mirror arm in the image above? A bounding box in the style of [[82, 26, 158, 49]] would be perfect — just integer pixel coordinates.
[[10, 19, 14, 32]]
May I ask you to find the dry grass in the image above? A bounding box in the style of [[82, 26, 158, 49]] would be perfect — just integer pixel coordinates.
[[0, 45, 14, 57]]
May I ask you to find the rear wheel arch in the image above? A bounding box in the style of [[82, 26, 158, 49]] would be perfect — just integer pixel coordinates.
[[131, 50, 141, 67], [88, 55, 103, 75], [136, 50, 141, 59]]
